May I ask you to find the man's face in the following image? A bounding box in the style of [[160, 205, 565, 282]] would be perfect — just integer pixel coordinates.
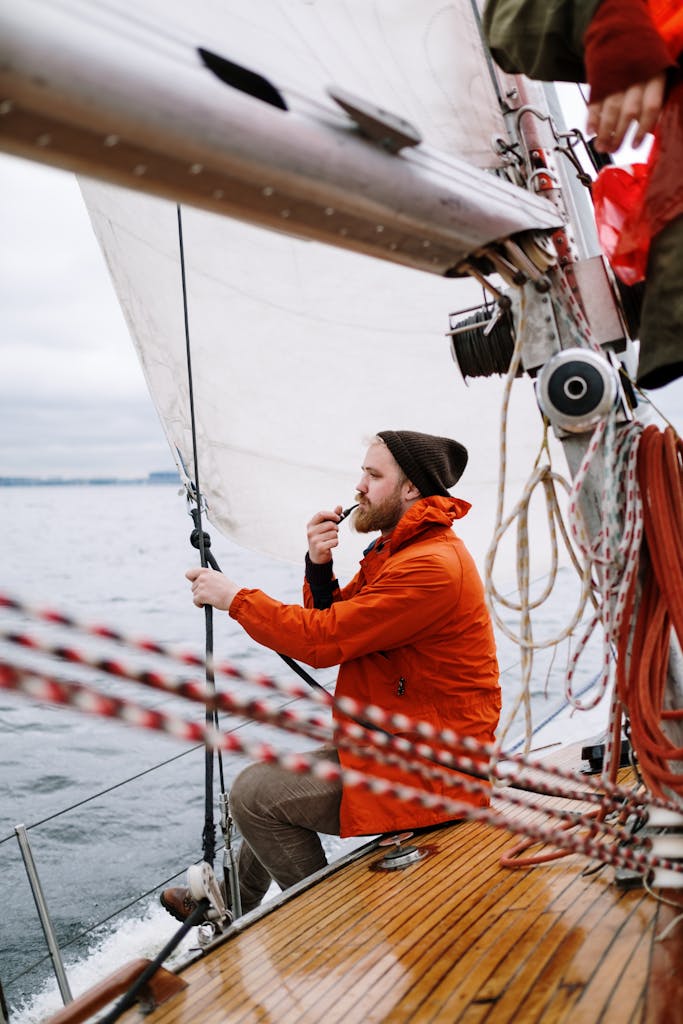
[[352, 442, 411, 534]]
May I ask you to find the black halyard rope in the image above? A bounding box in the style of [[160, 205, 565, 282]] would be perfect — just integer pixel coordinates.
[[176, 204, 224, 869]]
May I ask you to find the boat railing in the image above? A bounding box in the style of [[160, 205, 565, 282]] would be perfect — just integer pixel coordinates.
[[14, 824, 73, 1005], [2, 658, 335, 1016], [1, 739, 207, 1015]]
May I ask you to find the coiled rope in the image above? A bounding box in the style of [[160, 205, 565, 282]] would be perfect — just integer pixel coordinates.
[[616, 425, 683, 799], [485, 272, 682, 869], [485, 285, 597, 752]]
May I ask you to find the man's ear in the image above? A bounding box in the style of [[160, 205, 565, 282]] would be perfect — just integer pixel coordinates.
[[404, 479, 421, 501]]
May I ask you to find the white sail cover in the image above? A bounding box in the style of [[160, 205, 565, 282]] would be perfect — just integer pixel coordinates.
[[71, 0, 562, 581]]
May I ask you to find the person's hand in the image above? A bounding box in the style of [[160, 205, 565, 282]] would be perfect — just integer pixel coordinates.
[[307, 506, 343, 564], [587, 72, 666, 153], [186, 566, 240, 610]]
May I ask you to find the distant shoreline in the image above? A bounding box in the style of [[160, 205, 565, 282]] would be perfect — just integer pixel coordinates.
[[0, 472, 180, 487]]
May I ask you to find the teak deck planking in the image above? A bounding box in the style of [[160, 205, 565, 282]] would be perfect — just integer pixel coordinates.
[[101, 747, 682, 1023]]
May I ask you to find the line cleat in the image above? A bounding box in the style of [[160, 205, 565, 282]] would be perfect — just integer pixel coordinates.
[[187, 861, 232, 942]]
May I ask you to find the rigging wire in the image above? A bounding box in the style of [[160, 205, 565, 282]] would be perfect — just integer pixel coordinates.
[[0, 744, 201, 847], [468, 0, 508, 116]]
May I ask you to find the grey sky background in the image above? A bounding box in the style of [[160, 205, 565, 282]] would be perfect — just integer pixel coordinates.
[[0, 154, 174, 478], [1, 143, 681, 479]]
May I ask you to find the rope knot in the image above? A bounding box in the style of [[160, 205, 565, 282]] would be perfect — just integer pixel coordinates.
[[190, 528, 212, 551]]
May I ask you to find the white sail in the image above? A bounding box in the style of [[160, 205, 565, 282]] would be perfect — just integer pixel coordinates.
[[0, 0, 566, 579], [82, 181, 558, 576]]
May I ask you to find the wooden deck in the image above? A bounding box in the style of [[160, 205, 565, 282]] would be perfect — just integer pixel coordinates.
[[104, 748, 681, 1024]]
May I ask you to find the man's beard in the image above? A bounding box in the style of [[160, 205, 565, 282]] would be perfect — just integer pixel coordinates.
[[352, 487, 405, 534]]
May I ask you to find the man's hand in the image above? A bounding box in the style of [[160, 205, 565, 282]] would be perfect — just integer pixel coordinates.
[[307, 506, 343, 564], [587, 72, 666, 153], [186, 565, 240, 610]]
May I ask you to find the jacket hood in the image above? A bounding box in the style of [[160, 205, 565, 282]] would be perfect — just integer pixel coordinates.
[[389, 495, 471, 552]]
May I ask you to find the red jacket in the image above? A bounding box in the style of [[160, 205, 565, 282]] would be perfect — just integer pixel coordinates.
[[587, 0, 683, 276], [584, 0, 678, 104], [230, 496, 501, 836]]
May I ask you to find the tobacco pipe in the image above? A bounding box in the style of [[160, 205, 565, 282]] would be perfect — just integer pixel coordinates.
[[338, 503, 358, 522]]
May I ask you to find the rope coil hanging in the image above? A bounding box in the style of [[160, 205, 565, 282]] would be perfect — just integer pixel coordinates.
[[449, 304, 520, 380], [617, 425, 683, 800], [483, 270, 683, 875], [484, 286, 599, 752]]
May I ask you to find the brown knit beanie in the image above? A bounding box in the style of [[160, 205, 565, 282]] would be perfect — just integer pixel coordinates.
[[377, 430, 468, 497]]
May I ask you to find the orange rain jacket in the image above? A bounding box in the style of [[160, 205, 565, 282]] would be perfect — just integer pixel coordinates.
[[229, 496, 501, 836]]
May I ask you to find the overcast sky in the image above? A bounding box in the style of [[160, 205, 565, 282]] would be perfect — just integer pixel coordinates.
[[1, 141, 681, 479], [0, 154, 174, 479]]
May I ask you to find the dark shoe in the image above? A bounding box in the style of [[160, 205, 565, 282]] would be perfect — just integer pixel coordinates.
[[160, 887, 198, 923]]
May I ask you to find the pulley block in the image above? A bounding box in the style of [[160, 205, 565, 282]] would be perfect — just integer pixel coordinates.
[[535, 348, 618, 433]]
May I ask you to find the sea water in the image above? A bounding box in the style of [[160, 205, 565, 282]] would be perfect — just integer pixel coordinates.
[[0, 484, 601, 1022]]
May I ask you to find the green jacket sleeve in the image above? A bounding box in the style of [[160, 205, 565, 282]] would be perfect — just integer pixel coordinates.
[[482, 0, 601, 83]]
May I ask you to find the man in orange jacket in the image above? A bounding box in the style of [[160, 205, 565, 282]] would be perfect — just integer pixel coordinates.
[[162, 431, 500, 922]]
